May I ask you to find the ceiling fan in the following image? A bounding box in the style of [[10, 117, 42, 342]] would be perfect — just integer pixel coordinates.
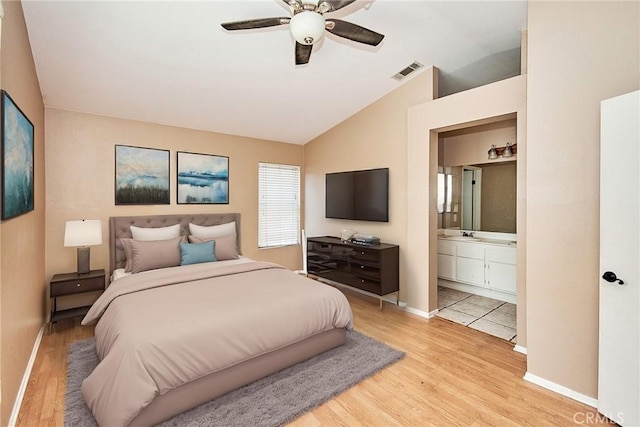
[[221, 0, 385, 65]]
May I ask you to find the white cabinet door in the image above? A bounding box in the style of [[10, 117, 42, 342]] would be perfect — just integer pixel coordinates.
[[457, 257, 485, 286], [487, 262, 517, 293], [598, 90, 639, 426], [486, 246, 517, 293], [437, 254, 456, 280], [456, 242, 485, 286], [437, 239, 457, 280]]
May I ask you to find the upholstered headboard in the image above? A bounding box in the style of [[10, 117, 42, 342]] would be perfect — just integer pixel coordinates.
[[109, 213, 241, 275]]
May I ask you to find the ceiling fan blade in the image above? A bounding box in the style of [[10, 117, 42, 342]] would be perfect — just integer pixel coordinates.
[[295, 42, 313, 65], [221, 17, 290, 31], [325, 19, 384, 46], [322, 1, 356, 12]]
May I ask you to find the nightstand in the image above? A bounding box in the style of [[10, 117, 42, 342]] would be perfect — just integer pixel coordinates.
[[50, 269, 105, 326]]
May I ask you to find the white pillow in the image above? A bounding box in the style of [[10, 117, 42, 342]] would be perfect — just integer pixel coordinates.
[[130, 224, 181, 241], [189, 221, 236, 239]]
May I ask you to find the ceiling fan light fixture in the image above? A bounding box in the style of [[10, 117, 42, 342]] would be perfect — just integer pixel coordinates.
[[290, 11, 325, 45]]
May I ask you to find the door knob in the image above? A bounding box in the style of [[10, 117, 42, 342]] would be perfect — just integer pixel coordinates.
[[602, 271, 624, 285]]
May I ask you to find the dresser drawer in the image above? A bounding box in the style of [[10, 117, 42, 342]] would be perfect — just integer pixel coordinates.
[[308, 241, 332, 255], [349, 262, 381, 280], [345, 248, 380, 263], [341, 275, 381, 295], [51, 276, 104, 297]]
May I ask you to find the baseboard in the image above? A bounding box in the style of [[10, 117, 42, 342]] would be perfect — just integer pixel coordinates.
[[513, 344, 527, 355], [8, 324, 45, 427], [405, 306, 439, 319], [523, 372, 598, 408], [381, 294, 403, 306]]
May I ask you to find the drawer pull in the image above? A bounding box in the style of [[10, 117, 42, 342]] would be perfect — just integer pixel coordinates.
[[361, 279, 365, 283], [76, 283, 81, 287], [360, 265, 364, 269], [361, 252, 365, 255]]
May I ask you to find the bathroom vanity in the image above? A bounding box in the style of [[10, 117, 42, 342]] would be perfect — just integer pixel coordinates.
[[437, 232, 517, 303]]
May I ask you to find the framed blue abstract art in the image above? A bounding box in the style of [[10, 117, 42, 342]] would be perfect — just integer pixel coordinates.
[[177, 151, 229, 204], [1, 91, 34, 220]]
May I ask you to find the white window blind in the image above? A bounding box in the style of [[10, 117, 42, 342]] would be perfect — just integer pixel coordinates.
[[258, 162, 300, 248]]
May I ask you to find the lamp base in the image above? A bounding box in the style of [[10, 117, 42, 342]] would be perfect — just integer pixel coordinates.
[[77, 247, 91, 274]]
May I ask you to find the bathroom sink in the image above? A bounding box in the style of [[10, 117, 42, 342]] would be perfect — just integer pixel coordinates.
[[445, 236, 481, 242]]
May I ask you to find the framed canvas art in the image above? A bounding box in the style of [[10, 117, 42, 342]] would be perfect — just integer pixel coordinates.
[[177, 151, 229, 204], [115, 145, 170, 205], [1, 90, 34, 220]]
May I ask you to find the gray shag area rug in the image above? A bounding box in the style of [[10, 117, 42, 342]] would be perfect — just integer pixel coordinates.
[[65, 330, 404, 427]]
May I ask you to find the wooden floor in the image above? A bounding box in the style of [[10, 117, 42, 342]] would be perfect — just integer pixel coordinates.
[[17, 290, 609, 427]]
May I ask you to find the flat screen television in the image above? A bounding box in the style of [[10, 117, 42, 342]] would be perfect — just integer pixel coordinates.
[[325, 168, 389, 222]]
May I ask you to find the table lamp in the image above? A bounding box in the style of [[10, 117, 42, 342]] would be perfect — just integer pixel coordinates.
[[64, 219, 102, 274]]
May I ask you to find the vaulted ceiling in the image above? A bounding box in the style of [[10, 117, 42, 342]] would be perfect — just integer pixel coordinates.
[[22, 0, 527, 144]]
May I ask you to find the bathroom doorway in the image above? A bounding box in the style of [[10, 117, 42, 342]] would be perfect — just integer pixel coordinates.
[[436, 119, 519, 343]]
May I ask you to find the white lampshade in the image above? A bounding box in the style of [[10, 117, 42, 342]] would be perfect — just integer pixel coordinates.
[[64, 220, 102, 247], [289, 11, 325, 45]]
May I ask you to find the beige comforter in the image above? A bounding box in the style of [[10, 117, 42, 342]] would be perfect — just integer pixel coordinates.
[[81, 261, 353, 427]]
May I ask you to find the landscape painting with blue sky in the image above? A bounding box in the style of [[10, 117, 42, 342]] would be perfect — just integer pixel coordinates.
[[115, 145, 169, 204], [177, 151, 228, 204]]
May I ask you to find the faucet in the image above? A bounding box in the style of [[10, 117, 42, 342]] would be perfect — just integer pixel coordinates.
[[462, 231, 475, 237]]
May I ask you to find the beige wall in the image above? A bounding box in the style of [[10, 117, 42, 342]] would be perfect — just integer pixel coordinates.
[[45, 109, 304, 285], [304, 69, 436, 302], [526, 1, 639, 398], [441, 119, 517, 167], [0, 1, 46, 425]]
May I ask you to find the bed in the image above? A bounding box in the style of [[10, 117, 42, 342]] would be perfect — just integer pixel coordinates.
[[80, 213, 353, 427]]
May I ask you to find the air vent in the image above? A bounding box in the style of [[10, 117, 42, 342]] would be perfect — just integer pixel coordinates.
[[391, 61, 424, 81]]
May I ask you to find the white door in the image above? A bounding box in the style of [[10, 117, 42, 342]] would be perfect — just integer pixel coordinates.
[[598, 90, 639, 426]]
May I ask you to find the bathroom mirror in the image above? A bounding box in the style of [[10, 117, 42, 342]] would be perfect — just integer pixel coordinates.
[[439, 161, 516, 233]]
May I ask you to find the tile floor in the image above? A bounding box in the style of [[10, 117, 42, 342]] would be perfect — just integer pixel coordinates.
[[437, 284, 517, 343]]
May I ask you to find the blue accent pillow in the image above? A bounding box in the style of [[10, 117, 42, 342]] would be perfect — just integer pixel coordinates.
[[179, 241, 216, 266]]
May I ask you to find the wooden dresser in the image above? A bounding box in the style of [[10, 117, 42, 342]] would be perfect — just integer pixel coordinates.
[[307, 236, 399, 308]]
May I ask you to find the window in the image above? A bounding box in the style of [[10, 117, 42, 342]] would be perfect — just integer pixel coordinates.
[[437, 172, 453, 214], [258, 162, 300, 248]]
